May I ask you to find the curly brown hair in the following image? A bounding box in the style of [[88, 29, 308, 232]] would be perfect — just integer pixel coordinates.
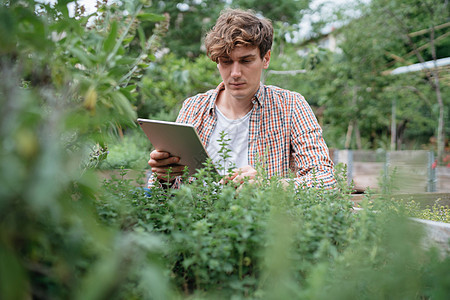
[[204, 8, 273, 63]]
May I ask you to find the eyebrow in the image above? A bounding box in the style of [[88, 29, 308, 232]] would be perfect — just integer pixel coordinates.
[[239, 54, 257, 60], [220, 54, 257, 60]]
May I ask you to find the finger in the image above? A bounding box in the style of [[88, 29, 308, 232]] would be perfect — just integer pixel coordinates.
[[149, 156, 180, 167], [150, 150, 170, 160], [221, 170, 238, 184], [232, 174, 245, 185], [233, 170, 259, 184]]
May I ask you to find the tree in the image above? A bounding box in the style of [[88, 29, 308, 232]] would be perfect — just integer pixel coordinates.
[[347, 0, 449, 158], [265, 0, 449, 153], [153, 0, 312, 57]]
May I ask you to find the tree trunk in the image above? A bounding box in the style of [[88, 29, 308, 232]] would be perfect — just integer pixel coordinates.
[[430, 27, 445, 163], [345, 121, 354, 149], [355, 120, 362, 149]]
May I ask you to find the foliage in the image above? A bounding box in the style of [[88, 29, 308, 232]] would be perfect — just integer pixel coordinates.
[[2, 1, 450, 299], [138, 54, 220, 120], [148, 0, 220, 57], [0, 62, 172, 300], [152, 0, 312, 57], [97, 129, 151, 170], [2, 0, 170, 140], [233, 0, 310, 25], [0, 0, 172, 298], [96, 161, 450, 299], [403, 200, 450, 224], [266, 0, 449, 152]]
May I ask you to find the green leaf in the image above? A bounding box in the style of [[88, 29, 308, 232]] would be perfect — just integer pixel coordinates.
[[103, 21, 118, 53], [119, 87, 135, 103], [110, 91, 137, 124], [69, 47, 93, 68], [137, 26, 146, 50], [55, 0, 71, 18], [0, 8, 17, 53], [137, 13, 166, 22]]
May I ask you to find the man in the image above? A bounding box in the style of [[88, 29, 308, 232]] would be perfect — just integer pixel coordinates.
[[148, 8, 335, 189]]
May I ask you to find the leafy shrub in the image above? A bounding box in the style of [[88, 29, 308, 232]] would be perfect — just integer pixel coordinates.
[[0, 0, 173, 299], [0, 65, 172, 300], [139, 54, 221, 120], [98, 129, 151, 170], [98, 162, 450, 299]]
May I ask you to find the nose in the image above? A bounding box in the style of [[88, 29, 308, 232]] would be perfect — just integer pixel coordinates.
[[231, 62, 241, 78]]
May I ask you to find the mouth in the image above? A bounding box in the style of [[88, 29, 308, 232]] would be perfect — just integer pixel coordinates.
[[229, 82, 245, 88]]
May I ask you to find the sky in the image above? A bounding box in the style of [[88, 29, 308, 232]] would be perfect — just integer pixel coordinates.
[[297, 0, 370, 38], [69, 0, 97, 15]]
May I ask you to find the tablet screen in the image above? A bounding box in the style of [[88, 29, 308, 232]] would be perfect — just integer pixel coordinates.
[[137, 118, 217, 176]]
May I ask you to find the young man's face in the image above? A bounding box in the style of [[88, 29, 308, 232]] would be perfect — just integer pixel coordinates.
[[217, 46, 270, 103]]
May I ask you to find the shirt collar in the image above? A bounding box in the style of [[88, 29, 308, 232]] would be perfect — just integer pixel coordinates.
[[208, 82, 264, 115], [253, 82, 264, 106], [207, 82, 224, 115]]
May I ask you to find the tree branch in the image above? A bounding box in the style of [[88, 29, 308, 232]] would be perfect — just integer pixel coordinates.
[[408, 21, 450, 37]]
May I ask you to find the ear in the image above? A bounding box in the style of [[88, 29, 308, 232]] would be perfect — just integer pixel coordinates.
[[263, 50, 271, 69]]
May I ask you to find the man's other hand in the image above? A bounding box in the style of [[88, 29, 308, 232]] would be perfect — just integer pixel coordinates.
[[220, 165, 257, 186]]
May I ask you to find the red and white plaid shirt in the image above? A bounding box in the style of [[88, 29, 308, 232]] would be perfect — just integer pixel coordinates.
[[149, 82, 336, 189]]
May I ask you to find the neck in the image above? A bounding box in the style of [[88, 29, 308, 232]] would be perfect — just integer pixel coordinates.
[[216, 86, 257, 120], [216, 91, 253, 120]]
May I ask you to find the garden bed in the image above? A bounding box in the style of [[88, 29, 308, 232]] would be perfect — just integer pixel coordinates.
[[413, 218, 450, 255], [351, 192, 450, 255], [351, 192, 450, 207]]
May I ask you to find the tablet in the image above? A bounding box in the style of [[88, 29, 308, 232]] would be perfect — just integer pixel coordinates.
[[137, 118, 218, 176]]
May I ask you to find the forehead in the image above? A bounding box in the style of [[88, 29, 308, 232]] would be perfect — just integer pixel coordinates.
[[222, 45, 260, 59]]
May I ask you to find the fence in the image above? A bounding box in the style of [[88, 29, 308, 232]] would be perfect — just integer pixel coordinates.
[[331, 150, 449, 193]]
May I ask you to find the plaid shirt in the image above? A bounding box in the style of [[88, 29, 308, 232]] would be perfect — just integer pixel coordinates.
[[149, 82, 336, 189]]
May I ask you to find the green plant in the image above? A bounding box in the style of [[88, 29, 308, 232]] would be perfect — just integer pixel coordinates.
[[216, 130, 236, 176], [98, 161, 357, 297], [98, 129, 151, 170], [0, 0, 173, 298], [138, 53, 220, 120], [96, 158, 450, 299], [403, 200, 450, 223]]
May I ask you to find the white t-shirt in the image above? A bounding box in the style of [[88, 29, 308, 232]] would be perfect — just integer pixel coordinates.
[[207, 106, 251, 175]]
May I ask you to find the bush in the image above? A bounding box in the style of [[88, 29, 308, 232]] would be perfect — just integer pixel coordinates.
[[97, 163, 450, 299], [0, 0, 173, 298], [98, 129, 151, 170]]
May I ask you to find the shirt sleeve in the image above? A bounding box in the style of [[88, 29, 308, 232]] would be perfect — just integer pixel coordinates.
[[290, 96, 336, 190]]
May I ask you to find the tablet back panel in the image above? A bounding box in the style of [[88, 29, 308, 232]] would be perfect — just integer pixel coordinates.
[[137, 118, 216, 176]]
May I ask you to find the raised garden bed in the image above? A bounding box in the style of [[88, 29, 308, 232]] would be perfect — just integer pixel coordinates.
[[351, 192, 450, 207], [351, 192, 450, 254]]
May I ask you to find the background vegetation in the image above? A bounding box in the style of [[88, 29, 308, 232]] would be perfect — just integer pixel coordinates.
[[114, 0, 449, 165], [0, 0, 449, 299]]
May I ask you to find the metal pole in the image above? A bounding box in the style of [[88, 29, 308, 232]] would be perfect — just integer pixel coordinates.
[[391, 99, 396, 151], [428, 151, 437, 192]]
